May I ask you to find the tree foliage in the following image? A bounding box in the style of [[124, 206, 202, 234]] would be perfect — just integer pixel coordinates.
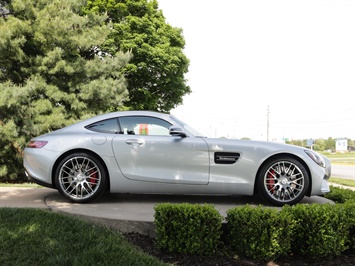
[[313, 139, 326, 151], [83, 0, 191, 112], [286, 137, 355, 152], [325, 137, 335, 151], [0, 0, 130, 181]]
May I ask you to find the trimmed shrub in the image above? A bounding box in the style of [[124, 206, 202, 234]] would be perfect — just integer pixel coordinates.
[[154, 203, 223, 255], [226, 205, 294, 261], [325, 186, 355, 203], [283, 204, 350, 258], [153, 186, 355, 260], [342, 202, 355, 250]]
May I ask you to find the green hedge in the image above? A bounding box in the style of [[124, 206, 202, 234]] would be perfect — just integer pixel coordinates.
[[282, 204, 350, 258], [154, 188, 355, 260], [226, 205, 294, 261], [343, 202, 355, 250], [325, 186, 355, 203], [154, 203, 223, 255]]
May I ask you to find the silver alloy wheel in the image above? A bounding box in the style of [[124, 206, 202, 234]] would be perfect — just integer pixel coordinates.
[[263, 160, 305, 203], [58, 156, 102, 200]]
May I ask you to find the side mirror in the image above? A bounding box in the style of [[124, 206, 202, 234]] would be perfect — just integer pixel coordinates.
[[169, 126, 187, 138]]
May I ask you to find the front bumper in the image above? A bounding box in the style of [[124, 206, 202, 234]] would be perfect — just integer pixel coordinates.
[[321, 179, 330, 193]]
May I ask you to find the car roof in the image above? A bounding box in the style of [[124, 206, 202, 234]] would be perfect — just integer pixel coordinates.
[[85, 110, 170, 122], [55, 111, 174, 133]]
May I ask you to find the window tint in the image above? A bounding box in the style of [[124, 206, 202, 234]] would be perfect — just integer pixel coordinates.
[[118, 116, 171, 136], [86, 118, 120, 134]]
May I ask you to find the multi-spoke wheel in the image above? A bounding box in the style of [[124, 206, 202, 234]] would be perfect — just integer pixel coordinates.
[[55, 152, 107, 203], [257, 157, 309, 206]]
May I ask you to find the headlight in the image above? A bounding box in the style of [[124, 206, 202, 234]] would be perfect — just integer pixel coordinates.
[[304, 150, 326, 168]]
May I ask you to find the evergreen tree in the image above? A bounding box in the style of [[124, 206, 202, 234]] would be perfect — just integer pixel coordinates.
[[84, 0, 191, 112], [0, 0, 130, 181]]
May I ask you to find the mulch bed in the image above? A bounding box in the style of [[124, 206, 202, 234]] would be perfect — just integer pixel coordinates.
[[124, 232, 355, 266]]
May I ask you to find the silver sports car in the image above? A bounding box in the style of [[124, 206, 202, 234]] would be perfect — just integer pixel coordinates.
[[23, 111, 331, 206]]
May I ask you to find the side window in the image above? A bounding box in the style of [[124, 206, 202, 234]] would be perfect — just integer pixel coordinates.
[[85, 118, 120, 134], [118, 116, 171, 136]]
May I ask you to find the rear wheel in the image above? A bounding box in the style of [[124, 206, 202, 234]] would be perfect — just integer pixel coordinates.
[[54, 152, 107, 203], [256, 157, 309, 206]]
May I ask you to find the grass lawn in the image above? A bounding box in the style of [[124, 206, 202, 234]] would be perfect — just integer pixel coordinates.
[[0, 208, 166, 266], [322, 152, 355, 158], [0, 182, 41, 188], [329, 177, 355, 188], [321, 152, 355, 165]]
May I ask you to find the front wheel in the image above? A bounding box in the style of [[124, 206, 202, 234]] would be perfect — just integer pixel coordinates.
[[54, 152, 108, 203], [256, 157, 309, 206]]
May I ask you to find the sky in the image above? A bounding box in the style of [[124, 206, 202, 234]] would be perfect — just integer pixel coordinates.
[[158, 0, 355, 141]]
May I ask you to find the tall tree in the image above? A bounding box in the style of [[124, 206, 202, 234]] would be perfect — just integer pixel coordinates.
[[325, 137, 335, 151], [0, 0, 130, 181], [84, 0, 190, 112], [314, 139, 326, 151]]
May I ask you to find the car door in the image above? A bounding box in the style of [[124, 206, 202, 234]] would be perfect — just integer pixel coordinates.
[[112, 116, 209, 185]]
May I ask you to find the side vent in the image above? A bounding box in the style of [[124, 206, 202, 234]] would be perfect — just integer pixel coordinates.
[[214, 152, 240, 164]]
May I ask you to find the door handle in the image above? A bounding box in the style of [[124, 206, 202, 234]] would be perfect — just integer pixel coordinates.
[[126, 139, 144, 146]]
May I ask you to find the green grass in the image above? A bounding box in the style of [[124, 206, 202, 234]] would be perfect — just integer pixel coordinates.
[[320, 152, 355, 165], [321, 152, 355, 158], [0, 182, 41, 188], [330, 158, 355, 165], [329, 177, 355, 188], [0, 208, 166, 266]]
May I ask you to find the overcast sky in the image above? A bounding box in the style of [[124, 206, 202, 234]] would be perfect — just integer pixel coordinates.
[[158, 0, 355, 141]]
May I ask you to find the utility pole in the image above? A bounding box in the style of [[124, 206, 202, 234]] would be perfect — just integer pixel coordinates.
[[267, 105, 270, 141]]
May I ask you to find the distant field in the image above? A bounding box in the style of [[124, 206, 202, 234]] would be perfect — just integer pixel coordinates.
[[320, 152, 355, 165], [329, 177, 355, 187]]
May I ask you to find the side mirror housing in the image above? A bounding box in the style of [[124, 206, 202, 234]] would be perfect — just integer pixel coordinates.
[[169, 127, 187, 138]]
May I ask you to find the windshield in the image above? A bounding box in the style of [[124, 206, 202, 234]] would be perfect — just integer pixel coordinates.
[[170, 115, 207, 137]]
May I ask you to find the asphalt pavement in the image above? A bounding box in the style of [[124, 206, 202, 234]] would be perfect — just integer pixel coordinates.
[[0, 186, 334, 237], [332, 164, 355, 179]]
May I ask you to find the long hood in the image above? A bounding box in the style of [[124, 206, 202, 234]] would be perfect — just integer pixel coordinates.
[[204, 137, 304, 152]]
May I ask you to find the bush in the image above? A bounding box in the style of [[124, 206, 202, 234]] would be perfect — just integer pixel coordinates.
[[154, 203, 223, 255], [283, 204, 350, 258], [153, 187, 355, 260], [226, 205, 294, 261], [325, 186, 355, 203], [325, 187, 355, 250], [342, 202, 355, 250]]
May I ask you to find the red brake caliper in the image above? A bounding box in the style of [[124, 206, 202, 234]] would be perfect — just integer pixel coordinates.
[[89, 170, 98, 188], [267, 169, 275, 193]]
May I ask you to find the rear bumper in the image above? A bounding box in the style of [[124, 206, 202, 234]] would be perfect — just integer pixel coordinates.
[[25, 170, 54, 189]]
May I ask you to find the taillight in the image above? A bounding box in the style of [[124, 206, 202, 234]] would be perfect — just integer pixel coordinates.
[[26, 140, 48, 148]]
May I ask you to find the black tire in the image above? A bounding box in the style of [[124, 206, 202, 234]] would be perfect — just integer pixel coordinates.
[[256, 157, 309, 206], [54, 152, 108, 203]]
